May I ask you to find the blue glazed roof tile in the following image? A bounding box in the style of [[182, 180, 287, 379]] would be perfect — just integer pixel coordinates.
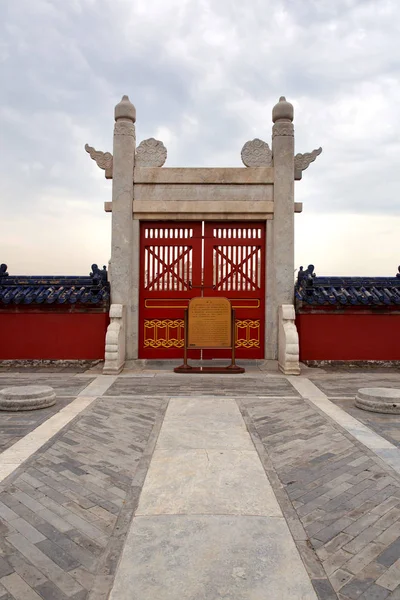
[[296, 265, 400, 307], [0, 264, 110, 307]]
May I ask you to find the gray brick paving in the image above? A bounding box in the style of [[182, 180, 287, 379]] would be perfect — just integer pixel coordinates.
[[329, 398, 400, 449], [0, 376, 96, 454], [0, 391, 166, 600], [105, 374, 299, 397], [310, 375, 400, 399], [0, 399, 76, 454], [1, 370, 400, 599], [240, 391, 400, 600], [0, 378, 94, 397]]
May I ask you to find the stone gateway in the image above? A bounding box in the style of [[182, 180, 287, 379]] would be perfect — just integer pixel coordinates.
[[86, 95, 321, 373]]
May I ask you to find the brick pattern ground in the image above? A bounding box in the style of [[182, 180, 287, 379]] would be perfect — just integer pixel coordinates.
[[310, 375, 400, 399], [0, 394, 166, 600], [105, 375, 300, 397], [0, 377, 95, 454], [241, 394, 400, 600], [310, 375, 400, 449], [0, 377, 95, 397], [330, 398, 400, 449], [0, 398, 75, 453]]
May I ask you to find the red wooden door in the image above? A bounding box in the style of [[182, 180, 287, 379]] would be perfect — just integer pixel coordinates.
[[203, 222, 265, 359], [139, 222, 202, 359], [139, 221, 265, 360]]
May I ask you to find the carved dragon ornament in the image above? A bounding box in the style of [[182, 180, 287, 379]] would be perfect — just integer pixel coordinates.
[[294, 147, 322, 180], [85, 138, 167, 178]]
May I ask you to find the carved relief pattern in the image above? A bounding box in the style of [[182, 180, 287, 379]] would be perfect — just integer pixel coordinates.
[[84, 144, 113, 178], [136, 138, 167, 167], [143, 318, 260, 349], [144, 319, 184, 348], [272, 122, 294, 138], [114, 121, 136, 137], [294, 147, 322, 172], [235, 319, 260, 348], [241, 139, 272, 167]]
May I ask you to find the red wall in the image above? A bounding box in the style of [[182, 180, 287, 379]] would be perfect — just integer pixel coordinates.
[[296, 312, 400, 361], [0, 311, 109, 360]]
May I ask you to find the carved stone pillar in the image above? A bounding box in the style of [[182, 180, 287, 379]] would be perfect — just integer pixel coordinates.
[[268, 97, 295, 359], [110, 96, 136, 364]]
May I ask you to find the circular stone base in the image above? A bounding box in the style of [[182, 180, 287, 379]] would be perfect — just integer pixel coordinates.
[[355, 388, 400, 414], [0, 386, 56, 411]]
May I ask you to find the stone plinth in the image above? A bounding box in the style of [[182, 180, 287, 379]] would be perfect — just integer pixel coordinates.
[[0, 386, 56, 411], [355, 388, 400, 414]]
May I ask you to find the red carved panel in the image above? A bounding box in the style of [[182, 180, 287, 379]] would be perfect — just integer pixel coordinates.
[[203, 223, 265, 359], [139, 221, 266, 360], [139, 223, 202, 358]]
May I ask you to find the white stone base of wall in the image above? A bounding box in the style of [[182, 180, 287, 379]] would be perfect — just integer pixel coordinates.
[[103, 304, 126, 375], [278, 304, 300, 376]]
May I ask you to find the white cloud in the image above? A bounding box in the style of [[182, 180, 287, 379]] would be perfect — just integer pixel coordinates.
[[1, 0, 399, 275]]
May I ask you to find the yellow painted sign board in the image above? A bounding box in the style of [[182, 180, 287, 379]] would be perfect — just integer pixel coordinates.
[[188, 297, 231, 349]]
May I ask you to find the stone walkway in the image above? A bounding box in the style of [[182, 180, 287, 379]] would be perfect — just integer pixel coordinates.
[[0, 368, 398, 599], [0, 377, 94, 453], [110, 396, 316, 599]]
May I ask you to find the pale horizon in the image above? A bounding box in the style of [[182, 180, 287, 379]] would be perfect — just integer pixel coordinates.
[[1, 0, 399, 278]]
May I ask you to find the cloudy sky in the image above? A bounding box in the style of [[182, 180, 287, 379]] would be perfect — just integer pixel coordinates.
[[1, 0, 399, 276]]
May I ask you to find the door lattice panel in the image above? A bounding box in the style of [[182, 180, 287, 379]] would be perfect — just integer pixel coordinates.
[[140, 223, 202, 358], [203, 223, 265, 359], [143, 226, 196, 292], [140, 222, 265, 359]]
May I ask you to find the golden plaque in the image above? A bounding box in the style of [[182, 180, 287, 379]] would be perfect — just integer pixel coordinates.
[[188, 297, 231, 348]]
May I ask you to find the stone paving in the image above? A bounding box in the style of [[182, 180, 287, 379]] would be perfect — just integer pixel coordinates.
[[0, 399, 75, 454], [0, 377, 95, 397], [0, 387, 166, 600], [0, 378, 95, 454], [310, 374, 400, 399], [308, 375, 400, 449], [104, 374, 299, 397], [241, 392, 400, 599], [0, 368, 398, 599], [331, 398, 400, 449]]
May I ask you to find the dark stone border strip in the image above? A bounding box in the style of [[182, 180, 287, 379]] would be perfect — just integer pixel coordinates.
[[238, 394, 400, 600], [87, 397, 168, 600], [237, 398, 336, 599]]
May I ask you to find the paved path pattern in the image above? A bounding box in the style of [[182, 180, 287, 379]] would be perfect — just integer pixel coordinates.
[[310, 375, 400, 449], [0, 370, 399, 599], [0, 392, 166, 600], [110, 396, 317, 599], [242, 390, 400, 599], [0, 378, 94, 453]]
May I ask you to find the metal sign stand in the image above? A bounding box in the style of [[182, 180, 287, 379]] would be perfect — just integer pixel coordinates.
[[174, 307, 245, 374]]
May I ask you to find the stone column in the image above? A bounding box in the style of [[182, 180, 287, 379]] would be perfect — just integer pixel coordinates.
[[110, 95, 136, 362], [267, 97, 295, 359]]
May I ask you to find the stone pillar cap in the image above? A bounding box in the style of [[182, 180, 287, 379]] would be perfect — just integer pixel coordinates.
[[115, 95, 136, 122], [272, 96, 294, 122]]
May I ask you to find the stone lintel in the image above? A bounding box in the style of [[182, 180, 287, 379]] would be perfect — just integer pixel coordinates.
[[134, 167, 274, 185], [133, 199, 273, 215], [105, 200, 302, 215], [133, 212, 274, 221], [134, 183, 273, 204]]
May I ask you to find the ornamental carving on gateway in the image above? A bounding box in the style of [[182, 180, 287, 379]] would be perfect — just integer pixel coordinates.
[[241, 139, 272, 167], [272, 122, 294, 137], [142, 318, 260, 349], [84, 144, 113, 179], [294, 147, 322, 179], [135, 138, 167, 167]]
